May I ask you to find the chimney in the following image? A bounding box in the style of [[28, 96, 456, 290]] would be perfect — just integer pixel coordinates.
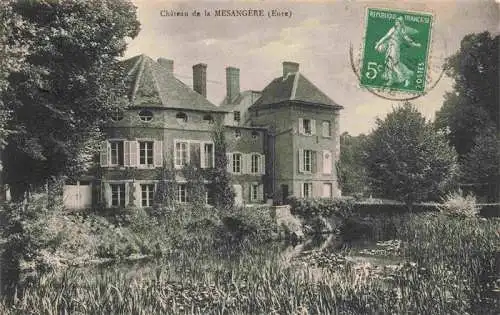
[[192, 63, 207, 97], [283, 61, 299, 77], [157, 58, 174, 73], [226, 67, 240, 102]]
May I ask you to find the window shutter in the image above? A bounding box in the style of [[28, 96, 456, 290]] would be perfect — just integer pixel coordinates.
[[129, 141, 138, 166], [323, 150, 332, 174], [200, 143, 206, 169], [258, 184, 264, 201], [260, 154, 265, 175], [124, 141, 130, 166], [100, 141, 108, 167], [298, 118, 304, 135], [311, 120, 316, 135], [105, 183, 112, 207], [312, 151, 318, 173], [300, 182, 304, 197], [245, 154, 251, 174], [298, 149, 304, 173], [226, 153, 233, 173], [134, 183, 141, 207], [154, 141, 163, 167]]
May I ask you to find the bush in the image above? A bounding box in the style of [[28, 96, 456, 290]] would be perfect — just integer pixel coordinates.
[[288, 197, 355, 219], [220, 206, 277, 241], [438, 190, 480, 217]]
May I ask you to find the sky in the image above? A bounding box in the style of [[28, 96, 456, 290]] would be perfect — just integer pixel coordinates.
[[124, 0, 499, 135]]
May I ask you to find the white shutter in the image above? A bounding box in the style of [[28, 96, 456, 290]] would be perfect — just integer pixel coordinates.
[[134, 183, 141, 207], [244, 154, 251, 174], [311, 120, 316, 135], [298, 149, 304, 173], [226, 153, 233, 173], [124, 141, 130, 166], [105, 183, 112, 207], [154, 140, 163, 167], [298, 118, 304, 134], [258, 184, 264, 201], [323, 150, 332, 174], [260, 154, 265, 175], [129, 141, 138, 166], [300, 183, 304, 198], [100, 141, 108, 167], [200, 142, 206, 169]]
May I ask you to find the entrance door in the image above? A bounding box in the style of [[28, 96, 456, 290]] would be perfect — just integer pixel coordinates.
[[63, 181, 92, 209], [233, 184, 243, 206], [281, 184, 289, 204]]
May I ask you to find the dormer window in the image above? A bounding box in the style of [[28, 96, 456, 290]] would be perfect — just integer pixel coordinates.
[[176, 112, 188, 124], [203, 114, 214, 124], [139, 110, 153, 122], [251, 131, 259, 139]]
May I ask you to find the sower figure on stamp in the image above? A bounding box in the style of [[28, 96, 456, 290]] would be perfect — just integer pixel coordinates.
[[375, 16, 422, 87]]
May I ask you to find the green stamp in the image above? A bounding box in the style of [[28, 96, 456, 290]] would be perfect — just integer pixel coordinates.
[[360, 8, 433, 93]]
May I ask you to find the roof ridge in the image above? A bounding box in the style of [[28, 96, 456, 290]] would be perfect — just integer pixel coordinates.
[[290, 72, 300, 100], [131, 56, 145, 101]]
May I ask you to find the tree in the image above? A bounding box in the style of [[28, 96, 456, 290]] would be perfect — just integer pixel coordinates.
[[461, 129, 500, 202], [435, 32, 498, 156], [208, 122, 234, 210], [365, 103, 459, 208], [1, 0, 140, 200], [338, 132, 370, 197]]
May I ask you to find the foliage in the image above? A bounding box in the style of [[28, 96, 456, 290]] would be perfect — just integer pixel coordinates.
[[338, 132, 370, 196], [437, 189, 480, 218], [364, 102, 459, 207], [208, 122, 234, 210], [435, 32, 499, 157], [460, 129, 500, 201], [0, 214, 498, 314], [182, 163, 207, 209], [220, 206, 277, 241], [1, 0, 140, 199], [288, 196, 355, 219], [154, 160, 177, 208]]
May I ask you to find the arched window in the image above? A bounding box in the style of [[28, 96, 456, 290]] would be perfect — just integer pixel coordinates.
[[203, 114, 214, 124], [176, 112, 188, 123], [139, 109, 153, 122]]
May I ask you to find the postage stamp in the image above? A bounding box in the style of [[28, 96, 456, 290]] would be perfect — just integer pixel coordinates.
[[360, 8, 433, 94]]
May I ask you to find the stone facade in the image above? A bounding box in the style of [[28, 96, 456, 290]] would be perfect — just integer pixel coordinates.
[[64, 55, 343, 209]]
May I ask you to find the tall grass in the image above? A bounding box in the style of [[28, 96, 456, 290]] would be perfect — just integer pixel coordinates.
[[1, 214, 498, 314]]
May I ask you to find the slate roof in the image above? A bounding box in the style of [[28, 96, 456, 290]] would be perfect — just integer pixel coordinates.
[[120, 54, 227, 112], [219, 90, 262, 111], [250, 72, 343, 109]]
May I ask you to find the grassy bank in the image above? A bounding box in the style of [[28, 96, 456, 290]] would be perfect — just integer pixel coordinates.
[[1, 211, 498, 314]]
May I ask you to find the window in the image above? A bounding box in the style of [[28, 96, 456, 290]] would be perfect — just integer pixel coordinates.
[[178, 184, 187, 203], [303, 150, 313, 172], [233, 111, 240, 122], [110, 141, 124, 166], [176, 112, 188, 123], [303, 183, 312, 198], [235, 129, 241, 138], [251, 131, 259, 139], [322, 183, 332, 198], [250, 184, 259, 202], [111, 184, 126, 207], [111, 109, 124, 121], [232, 153, 242, 173], [303, 119, 311, 135], [139, 141, 154, 166], [203, 143, 214, 168], [322, 121, 331, 137], [141, 184, 155, 207], [175, 141, 188, 167], [139, 110, 153, 122], [251, 154, 260, 174], [203, 114, 214, 124]]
